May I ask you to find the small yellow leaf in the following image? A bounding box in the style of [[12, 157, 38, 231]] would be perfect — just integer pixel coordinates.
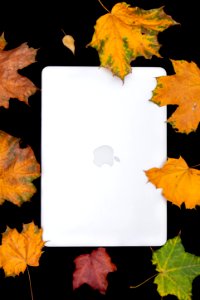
[[62, 34, 75, 54], [0, 222, 45, 277]]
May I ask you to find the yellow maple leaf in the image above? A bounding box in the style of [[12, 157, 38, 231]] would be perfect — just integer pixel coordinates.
[[0, 130, 40, 206], [88, 2, 177, 80], [0, 222, 45, 276], [145, 157, 200, 209], [151, 60, 200, 134]]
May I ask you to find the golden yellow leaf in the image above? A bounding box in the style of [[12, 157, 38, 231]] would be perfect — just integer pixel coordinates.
[[145, 157, 200, 209], [0, 38, 37, 108], [151, 60, 200, 134], [0, 222, 45, 276], [0, 130, 40, 206], [62, 34, 75, 54], [88, 3, 177, 80]]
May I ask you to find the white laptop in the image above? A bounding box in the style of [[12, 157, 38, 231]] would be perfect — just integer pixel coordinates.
[[41, 66, 167, 247]]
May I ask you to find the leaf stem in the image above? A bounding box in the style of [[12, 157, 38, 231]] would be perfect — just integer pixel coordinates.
[[191, 163, 200, 168], [130, 273, 157, 289], [27, 266, 34, 300], [97, 0, 110, 13], [61, 28, 66, 36]]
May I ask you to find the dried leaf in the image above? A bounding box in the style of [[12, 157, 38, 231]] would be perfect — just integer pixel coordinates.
[[0, 130, 40, 206], [0, 39, 37, 108], [62, 34, 75, 54], [0, 222, 45, 277], [151, 60, 200, 133], [145, 156, 200, 209], [73, 247, 117, 294], [152, 235, 200, 300], [88, 3, 177, 80]]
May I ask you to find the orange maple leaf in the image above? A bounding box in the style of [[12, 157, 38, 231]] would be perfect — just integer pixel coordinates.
[[73, 247, 117, 294], [0, 36, 37, 108], [88, 3, 177, 80], [0, 130, 40, 206], [151, 60, 200, 134], [145, 157, 200, 209], [0, 222, 45, 277]]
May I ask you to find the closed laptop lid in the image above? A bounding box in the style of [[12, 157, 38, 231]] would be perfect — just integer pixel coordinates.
[[41, 66, 167, 246]]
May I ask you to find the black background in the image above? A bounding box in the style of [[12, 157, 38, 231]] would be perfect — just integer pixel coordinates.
[[0, 0, 200, 299]]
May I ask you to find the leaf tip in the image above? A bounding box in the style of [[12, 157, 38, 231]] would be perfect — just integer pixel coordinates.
[[0, 32, 7, 50]]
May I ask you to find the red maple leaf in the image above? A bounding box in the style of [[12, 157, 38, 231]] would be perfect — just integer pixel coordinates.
[[73, 247, 117, 294]]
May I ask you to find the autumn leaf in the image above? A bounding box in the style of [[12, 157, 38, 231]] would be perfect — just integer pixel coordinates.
[[0, 38, 37, 108], [0, 130, 40, 206], [62, 33, 75, 54], [0, 222, 45, 277], [88, 2, 177, 80], [145, 156, 200, 209], [152, 235, 200, 300], [73, 247, 117, 294], [151, 60, 200, 134]]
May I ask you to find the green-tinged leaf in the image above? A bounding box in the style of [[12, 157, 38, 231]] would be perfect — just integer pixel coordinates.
[[0, 130, 40, 206], [88, 3, 178, 80], [152, 235, 200, 300]]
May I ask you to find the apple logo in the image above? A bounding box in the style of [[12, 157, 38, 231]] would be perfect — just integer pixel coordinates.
[[93, 145, 120, 167]]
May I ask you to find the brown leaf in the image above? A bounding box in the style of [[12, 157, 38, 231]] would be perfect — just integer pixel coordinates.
[[0, 130, 40, 206], [73, 247, 117, 294], [0, 40, 37, 108]]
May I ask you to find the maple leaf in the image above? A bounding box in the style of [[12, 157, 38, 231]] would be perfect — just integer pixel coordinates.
[[151, 60, 200, 134], [145, 156, 200, 209], [88, 2, 177, 80], [0, 130, 40, 206], [152, 235, 200, 300], [0, 38, 37, 108], [0, 222, 45, 277], [73, 247, 117, 294]]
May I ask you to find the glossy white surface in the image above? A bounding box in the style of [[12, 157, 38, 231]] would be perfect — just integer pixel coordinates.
[[41, 67, 167, 246]]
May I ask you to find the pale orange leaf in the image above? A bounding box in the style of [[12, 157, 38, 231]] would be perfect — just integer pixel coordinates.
[[62, 34, 75, 54]]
